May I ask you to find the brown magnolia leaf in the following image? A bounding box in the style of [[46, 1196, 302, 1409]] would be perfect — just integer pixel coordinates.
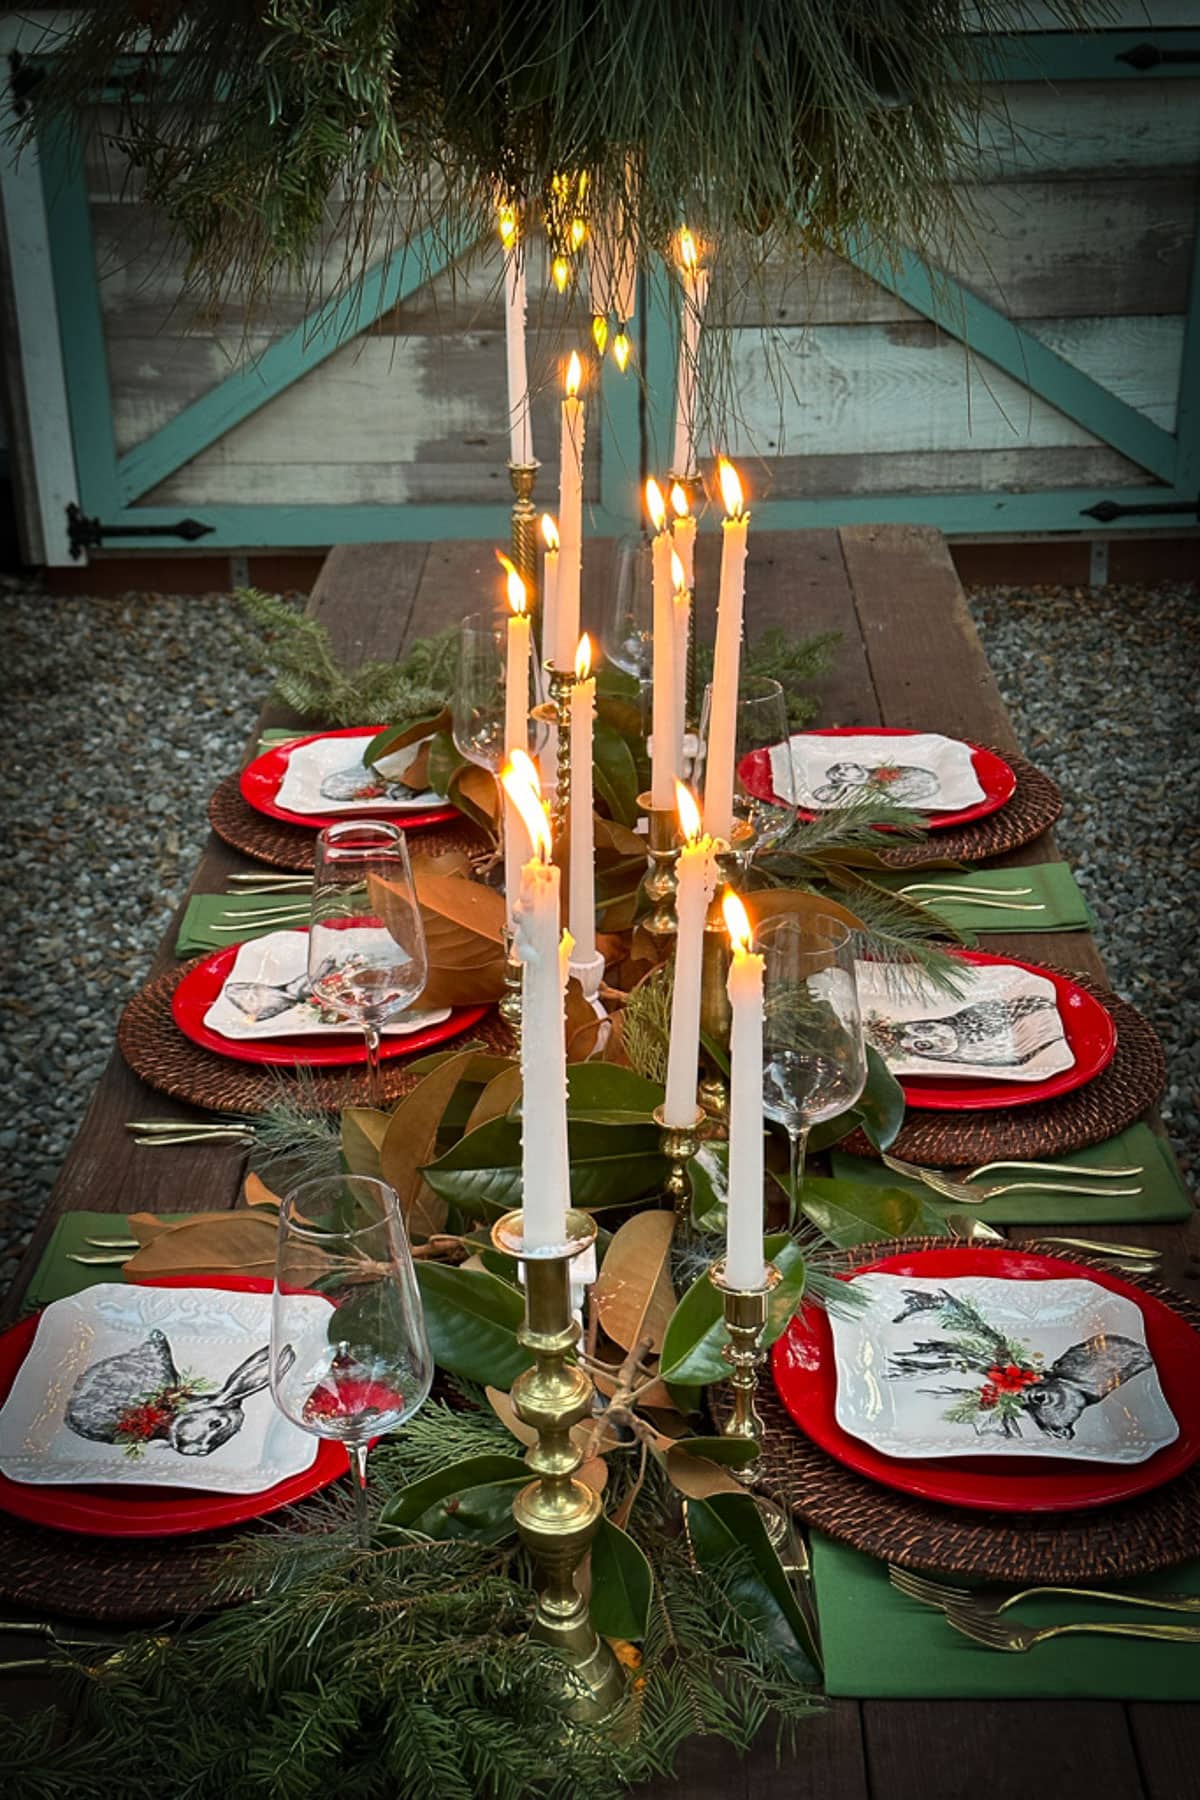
[[664, 1445, 745, 1501], [379, 1047, 481, 1239], [592, 1211, 676, 1356], [340, 1107, 391, 1178], [578, 1456, 609, 1494], [565, 979, 607, 1063], [370, 868, 507, 1010], [243, 1173, 283, 1209], [123, 1211, 279, 1280], [450, 763, 500, 833], [400, 739, 431, 791], [595, 889, 639, 934], [487, 1385, 593, 1457], [594, 816, 645, 862], [641, 1406, 691, 1436], [742, 888, 864, 936], [466, 1063, 523, 1132], [368, 709, 451, 761], [599, 1010, 633, 1068]]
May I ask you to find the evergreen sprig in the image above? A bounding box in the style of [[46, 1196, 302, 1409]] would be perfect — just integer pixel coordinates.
[[695, 627, 839, 732]]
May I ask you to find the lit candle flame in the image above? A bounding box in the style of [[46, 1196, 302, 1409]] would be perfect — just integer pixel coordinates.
[[566, 350, 582, 397], [612, 332, 631, 372], [494, 549, 527, 615], [679, 227, 699, 273], [670, 549, 686, 594], [722, 888, 752, 953], [670, 481, 690, 520], [592, 315, 609, 355], [552, 256, 570, 293], [676, 779, 702, 843], [570, 218, 587, 251], [718, 457, 745, 519], [574, 633, 593, 681], [541, 513, 559, 552], [497, 203, 517, 250], [644, 477, 667, 534], [501, 755, 552, 862]]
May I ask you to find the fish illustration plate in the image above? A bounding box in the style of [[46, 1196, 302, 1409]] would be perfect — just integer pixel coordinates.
[[863, 949, 1116, 1111], [738, 727, 1016, 829], [0, 1282, 328, 1495], [772, 1248, 1200, 1512], [241, 727, 458, 829], [173, 930, 489, 1067]]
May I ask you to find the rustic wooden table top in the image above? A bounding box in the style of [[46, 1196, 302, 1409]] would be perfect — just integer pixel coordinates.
[[3, 525, 1196, 1798]]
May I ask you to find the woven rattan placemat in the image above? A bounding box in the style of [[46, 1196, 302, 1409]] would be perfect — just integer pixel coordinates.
[[208, 772, 488, 871], [873, 750, 1061, 868]]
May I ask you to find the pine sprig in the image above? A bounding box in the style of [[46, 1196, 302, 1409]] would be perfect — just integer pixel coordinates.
[[695, 628, 839, 731]]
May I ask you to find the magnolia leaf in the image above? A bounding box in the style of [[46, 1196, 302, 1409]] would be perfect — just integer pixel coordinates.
[[743, 888, 864, 936], [566, 1063, 663, 1124], [578, 1456, 609, 1494], [380, 1048, 480, 1238], [688, 1142, 728, 1232], [381, 1452, 528, 1544], [413, 1263, 530, 1386], [592, 719, 640, 827], [371, 866, 506, 1010], [425, 730, 468, 801], [243, 1172, 283, 1209], [591, 1210, 676, 1356], [671, 1435, 760, 1467], [423, 1118, 669, 1215], [591, 1364, 679, 1413], [465, 1064, 524, 1133], [484, 1384, 537, 1449], [339, 1107, 391, 1179], [664, 1446, 746, 1500], [565, 978, 606, 1064], [363, 710, 450, 768], [588, 1516, 653, 1642], [123, 1210, 279, 1280], [685, 1492, 820, 1680], [450, 762, 501, 837], [797, 1175, 949, 1247], [594, 816, 645, 862], [808, 1046, 905, 1154], [659, 1233, 806, 1386]]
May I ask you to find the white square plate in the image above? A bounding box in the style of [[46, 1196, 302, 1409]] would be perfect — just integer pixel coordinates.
[[857, 959, 1075, 1083], [770, 731, 986, 812], [202, 928, 451, 1040], [829, 1272, 1179, 1464], [0, 1285, 326, 1492], [275, 733, 442, 815]]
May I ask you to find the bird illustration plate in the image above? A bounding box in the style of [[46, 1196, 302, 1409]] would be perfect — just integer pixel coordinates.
[[866, 949, 1116, 1111], [737, 728, 1016, 830], [772, 1248, 1200, 1512], [0, 1282, 327, 1493], [0, 1279, 349, 1536], [240, 727, 458, 829]]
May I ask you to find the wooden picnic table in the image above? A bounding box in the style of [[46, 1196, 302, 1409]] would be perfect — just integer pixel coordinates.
[[3, 526, 1197, 1799]]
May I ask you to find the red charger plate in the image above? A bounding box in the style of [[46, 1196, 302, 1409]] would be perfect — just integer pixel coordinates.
[[772, 1246, 1200, 1513], [240, 726, 458, 830], [893, 948, 1117, 1112], [738, 727, 1016, 831], [172, 934, 489, 1068], [0, 1276, 348, 1537]]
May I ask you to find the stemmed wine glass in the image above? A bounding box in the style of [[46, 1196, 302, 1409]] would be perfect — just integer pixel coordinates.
[[271, 1175, 432, 1547], [452, 611, 509, 775], [696, 674, 798, 850], [600, 535, 653, 732], [307, 819, 429, 1107], [754, 913, 867, 1208]]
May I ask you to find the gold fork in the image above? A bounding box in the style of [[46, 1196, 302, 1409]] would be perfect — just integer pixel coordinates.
[[943, 1604, 1200, 1653], [890, 1565, 1200, 1617], [881, 1152, 1143, 1204], [940, 1219, 1160, 1271]]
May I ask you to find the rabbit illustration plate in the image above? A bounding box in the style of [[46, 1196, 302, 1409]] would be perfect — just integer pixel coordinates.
[[0, 1284, 327, 1493], [772, 1249, 1200, 1512], [241, 727, 457, 829], [738, 727, 1016, 830]]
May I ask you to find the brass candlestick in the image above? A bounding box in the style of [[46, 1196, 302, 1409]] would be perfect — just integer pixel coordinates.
[[491, 1208, 626, 1726], [636, 792, 680, 939], [652, 1103, 705, 1227], [500, 927, 523, 1048], [508, 461, 540, 610], [709, 1255, 789, 1548], [546, 665, 577, 840]]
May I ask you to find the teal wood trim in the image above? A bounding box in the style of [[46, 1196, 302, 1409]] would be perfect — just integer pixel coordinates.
[[983, 30, 1200, 83], [843, 239, 1179, 484], [36, 119, 121, 515], [116, 225, 476, 503], [105, 501, 637, 548], [749, 487, 1196, 536], [599, 339, 641, 526], [1171, 217, 1200, 493], [641, 260, 678, 477]]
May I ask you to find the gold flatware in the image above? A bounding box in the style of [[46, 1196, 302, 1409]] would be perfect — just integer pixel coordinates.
[[945, 1217, 1004, 1242], [943, 1219, 1159, 1270], [944, 1604, 1200, 1652], [890, 1565, 1200, 1617], [133, 1131, 255, 1147], [85, 1237, 139, 1249], [970, 1158, 1143, 1179], [228, 872, 312, 886], [127, 1119, 250, 1133], [67, 1252, 131, 1266], [899, 882, 1034, 898], [1038, 1236, 1160, 1262], [881, 1153, 1142, 1204], [215, 907, 310, 924], [903, 894, 1046, 913]]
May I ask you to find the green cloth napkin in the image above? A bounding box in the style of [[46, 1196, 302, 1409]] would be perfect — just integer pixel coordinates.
[[22, 1212, 188, 1311], [257, 728, 304, 754], [831, 1125, 1192, 1225], [176, 891, 309, 957], [873, 862, 1093, 934], [811, 1533, 1200, 1699]]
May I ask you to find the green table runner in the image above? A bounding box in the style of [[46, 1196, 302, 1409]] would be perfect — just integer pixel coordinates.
[[831, 1124, 1192, 1224], [873, 862, 1092, 934], [811, 1533, 1200, 1699], [176, 891, 309, 957], [21, 1212, 188, 1311]]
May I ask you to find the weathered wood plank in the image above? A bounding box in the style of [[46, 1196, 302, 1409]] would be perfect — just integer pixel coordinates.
[[1128, 1703, 1200, 1800], [862, 1701, 1146, 1800], [307, 541, 429, 667], [747, 443, 1154, 501], [652, 1699, 869, 1799]]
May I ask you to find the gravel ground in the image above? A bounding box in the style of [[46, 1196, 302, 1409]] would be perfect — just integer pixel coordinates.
[[0, 574, 1195, 1291]]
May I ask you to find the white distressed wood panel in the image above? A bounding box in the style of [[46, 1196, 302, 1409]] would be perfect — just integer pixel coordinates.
[[966, 81, 1200, 177], [756, 443, 1155, 500]]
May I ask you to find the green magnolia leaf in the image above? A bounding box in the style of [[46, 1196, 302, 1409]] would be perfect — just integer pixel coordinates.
[[670, 1435, 759, 1469], [425, 729, 469, 799], [588, 1516, 653, 1642], [699, 1030, 731, 1078], [659, 1234, 807, 1386], [797, 1175, 949, 1247], [413, 1262, 530, 1386], [422, 1117, 669, 1215], [686, 1492, 820, 1680], [688, 1142, 728, 1232], [362, 713, 446, 768], [808, 1046, 905, 1153], [592, 718, 640, 827], [380, 1452, 528, 1542], [567, 1064, 664, 1124], [339, 1106, 390, 1178]]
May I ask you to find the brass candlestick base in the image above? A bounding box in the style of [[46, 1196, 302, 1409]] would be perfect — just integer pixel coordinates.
[[546, 665, 578, 841], [636, 792, 680, 939], [491, 1208, 626, 1727], [508, 461, 540, 608], [652, 1103, 705, 1227], [709, 1256, 789, 1548]]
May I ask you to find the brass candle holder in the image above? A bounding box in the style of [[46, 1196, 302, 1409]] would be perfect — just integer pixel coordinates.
[[652, 1103, 705, 1227], [709, 1255, 789, 1549], [500, 927, 523, 1048], [491, 1207, 627, 1726], [508, 461, 540, 609], [636, 792, 680, 939], [545, 664, 578, 840]]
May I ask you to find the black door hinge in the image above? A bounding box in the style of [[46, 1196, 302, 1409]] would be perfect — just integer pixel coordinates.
[[1080, 495, 1199, 524], [1117, 42, 1200, 71], [66, 504, 216, 560]]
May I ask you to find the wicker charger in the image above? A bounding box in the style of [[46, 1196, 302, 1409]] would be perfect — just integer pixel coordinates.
[[208, 771, 488, 871], [842, 973, 1164, 1166], [117, 959, 513, 1114], [0, 1516, 246, 1623], [733, 1237, 1200, 1583], [872, 749, 1060, 868]]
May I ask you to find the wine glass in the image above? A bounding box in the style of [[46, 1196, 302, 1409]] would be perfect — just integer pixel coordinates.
[[754, 912, 867, 1208], [307, 819, 429, 1106], [271, 1175, 432, 1547], [696, 674, 797, 850], [600, 535, 653, 731], [451, 610, 508, 774]]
